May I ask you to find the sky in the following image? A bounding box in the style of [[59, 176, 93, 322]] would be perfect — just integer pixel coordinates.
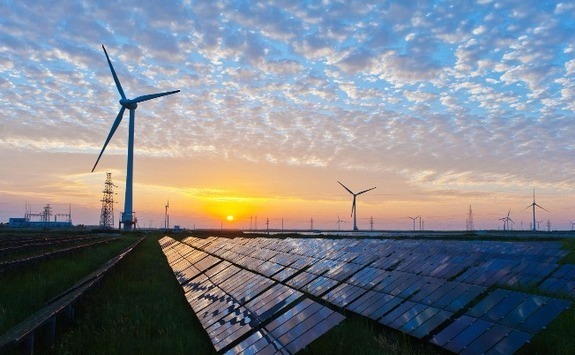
[[1, 0, 575, 231]]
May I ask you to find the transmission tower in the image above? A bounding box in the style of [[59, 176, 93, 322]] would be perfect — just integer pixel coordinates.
[[99, 173, 117, 228], [466, 205, 474, 231]]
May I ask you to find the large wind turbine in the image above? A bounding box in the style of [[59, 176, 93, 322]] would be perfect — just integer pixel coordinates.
[[338, 181, 376, 231], [524, 189, 548, 232], [92, 45, 180, 231]]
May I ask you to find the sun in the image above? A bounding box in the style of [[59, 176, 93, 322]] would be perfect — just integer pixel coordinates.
[[226, 215, 234, 221]]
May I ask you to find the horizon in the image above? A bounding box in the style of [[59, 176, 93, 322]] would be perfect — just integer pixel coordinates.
[[1, 1, 575, 231]]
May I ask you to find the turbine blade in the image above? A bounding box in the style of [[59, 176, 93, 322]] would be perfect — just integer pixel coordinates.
[[507, 209, 511, 218], [338, 181, 354, 195], [535, 203, 550, 212], [91, 107, 126, 172], [357, 186, 376, 195], [133, 90, 180, 103], [509, 218, 515, 224], [523, 203, 534, 211], [102, 45, 126, 100], [351, 200, 356, 217]]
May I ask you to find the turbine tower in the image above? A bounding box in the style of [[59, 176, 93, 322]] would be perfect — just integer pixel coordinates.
[[91, 45, 180, 231], [524, 189, 548, 232], [338, 181, 376, 231]]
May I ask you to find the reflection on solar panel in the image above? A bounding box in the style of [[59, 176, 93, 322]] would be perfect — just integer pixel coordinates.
[[159, 236, 572, 354]]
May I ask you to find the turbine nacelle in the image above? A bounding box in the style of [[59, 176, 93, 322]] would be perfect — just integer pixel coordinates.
[[120, 98, 138, 110]]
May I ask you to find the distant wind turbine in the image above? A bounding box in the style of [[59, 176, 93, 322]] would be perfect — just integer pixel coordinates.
[[336, 215, 346, 231], [524, 189, 548, 232], [499, 209, 514, 231], [408, 216, 420, 231], [91, 45, 180, 231], [338, 181, 376, 231]]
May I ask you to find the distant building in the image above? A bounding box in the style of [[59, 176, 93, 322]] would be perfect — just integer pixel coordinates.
[[8, 203, 72, 228]]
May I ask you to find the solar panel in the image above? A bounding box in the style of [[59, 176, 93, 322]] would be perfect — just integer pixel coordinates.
[[224, 329, 285, 355], [442, 316, 492, 353], [322, 282, 368, 308], [519, 298, 571, 334], [485, 329, 532, 355], [409, 309, 451, 339], [160, 236, 572, 354]]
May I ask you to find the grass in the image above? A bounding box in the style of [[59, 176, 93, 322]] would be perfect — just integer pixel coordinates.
[[0, 235, 134, 335], [47, 232, 215, 354]]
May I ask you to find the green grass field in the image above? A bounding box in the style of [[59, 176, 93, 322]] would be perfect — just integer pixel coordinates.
[[1, 230, 575, 354]]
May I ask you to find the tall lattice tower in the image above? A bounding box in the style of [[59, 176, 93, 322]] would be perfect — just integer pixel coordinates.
[[99, 173, 117, 228], [466, 205, 474, 231]]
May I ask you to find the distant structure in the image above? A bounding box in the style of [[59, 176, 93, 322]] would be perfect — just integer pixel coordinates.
[[525, 189, 548, 231], [91, 45, 180, 231], [408, 216, 420, 231], [336, 215, 345, 231], [338, 181, 376, 231], [499, 210, 514, 231], [466, 205, 474, 231], [99, 173, 116, 229], [9, 203, 72, 228], [164, 200, 170, 230]]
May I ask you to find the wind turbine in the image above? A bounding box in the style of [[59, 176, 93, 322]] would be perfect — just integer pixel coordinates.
[[499, 210, 514, 231], [336, 215, 346, 231], [524, 189, 548, 232], [338, 181, 376, 231], [408, 216, 420, 231], [91, 45, 180, 231]]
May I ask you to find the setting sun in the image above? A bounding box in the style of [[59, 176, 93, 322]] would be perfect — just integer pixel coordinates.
[[226, 215, 234, 221]]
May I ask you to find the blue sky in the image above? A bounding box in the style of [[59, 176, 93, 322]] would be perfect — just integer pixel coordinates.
[[1, 0, 575, 230]]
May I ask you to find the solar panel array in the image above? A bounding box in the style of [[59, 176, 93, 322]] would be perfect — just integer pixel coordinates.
[[160, 236, 572, 354], [159, 237, 345, 354]]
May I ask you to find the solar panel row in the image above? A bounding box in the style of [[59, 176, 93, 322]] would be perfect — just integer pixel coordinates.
[[159, 237, 345, 354], [161, 236, 572, 354]]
